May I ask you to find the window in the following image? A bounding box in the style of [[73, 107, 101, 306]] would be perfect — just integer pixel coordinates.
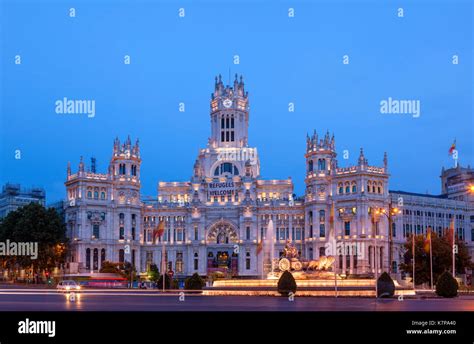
[[345, 185, 350, 194], [119, 164, 126, 175], [352, 184, 357, 193], [86, 248, 91, 269], [246, 226, 250, 240], [318, 159, 326, 171], [176, 252, 183, 273], [295, 228, 301, 240], [132, 227, 136, 240], [93, 224, 99, 238], [100, 192, 106, 200], [471, 228, 474, 242], [246, 252, 251, 270], [319, 247, 326, 257], [177, 229, 183, 242], [319, 224, 325, 237], [308, 160, 313, 172], [119, 249, 124, 263], [194, 226, 198, 241], [101, 249, 106, 265], [119, 226, 124, 240], [131, 165, 137, 176], [319, 210, 325, 222], [194, 253, 199, 270], [344, 221, 350, 236], [87, 191, 92, 198], [93, 248, 98, 270], [338, 184, 343, 194], [391, 223, 396, 237]]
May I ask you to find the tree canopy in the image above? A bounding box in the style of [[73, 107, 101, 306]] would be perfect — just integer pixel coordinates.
[[400, 233, 472, 285], [0, 203, 68, 273]]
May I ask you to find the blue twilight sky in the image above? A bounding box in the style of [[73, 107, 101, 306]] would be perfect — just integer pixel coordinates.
[[0, 0, 473, 203]]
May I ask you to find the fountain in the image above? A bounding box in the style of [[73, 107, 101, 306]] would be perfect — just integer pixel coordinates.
[[263, 219, 277, 279]]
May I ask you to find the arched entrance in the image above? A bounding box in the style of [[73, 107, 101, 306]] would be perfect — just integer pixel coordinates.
[[206, 220, 239, 276]]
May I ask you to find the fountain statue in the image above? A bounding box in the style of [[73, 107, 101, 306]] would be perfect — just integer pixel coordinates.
[[277, 240, 336, 280]]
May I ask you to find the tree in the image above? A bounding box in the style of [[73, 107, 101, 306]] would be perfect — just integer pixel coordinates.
[[400, 233, 472, 285], [147, 263, 160, 283], [120, 261, 137, 284], [436, 271, 458, 298], [99, 261, 121, 274], [0, 203, 68, 280], [185, 273, 204, 290]]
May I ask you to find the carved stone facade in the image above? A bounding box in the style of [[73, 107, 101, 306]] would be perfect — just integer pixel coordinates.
[[64, 75, 474, 278]]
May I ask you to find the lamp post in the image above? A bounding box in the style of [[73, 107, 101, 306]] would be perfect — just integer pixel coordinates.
[[371, 204, 401, 274], [369, 204, 401, 297]]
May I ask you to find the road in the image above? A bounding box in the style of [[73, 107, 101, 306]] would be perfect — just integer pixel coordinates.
[[0, 289, 474, 311]]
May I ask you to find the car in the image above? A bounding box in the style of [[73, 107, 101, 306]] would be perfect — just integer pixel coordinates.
[[57, 280, 81, 292]]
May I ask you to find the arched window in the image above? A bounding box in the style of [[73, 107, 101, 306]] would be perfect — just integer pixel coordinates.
[[308, 160, 313, 172], [100, 192, 106, 200], [318, 159, 326, 171], [87, 191, 92, 198], [319, 210, 326, 237], [93, 248, 98, 270], [319, 210, 325, 221], [119, 249, 125, 263], [214, 163, 239, 176], [352, 183, 357, 193], [101, 249, 106, 265], [194, 252, 199, 270], [367, 181, 372, 193], [86, 248, 91, 269], [119, 164, 126, 175], [345, 183, 350, 194], [338, 183, 343, 194]]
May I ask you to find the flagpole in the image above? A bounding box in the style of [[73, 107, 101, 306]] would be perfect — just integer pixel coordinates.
[[452, 218, 456, 278], [429, 228, 433, 290], [162, 237, 165, 292], [412, 232, 415, 290], [330, 201, 337, 298]]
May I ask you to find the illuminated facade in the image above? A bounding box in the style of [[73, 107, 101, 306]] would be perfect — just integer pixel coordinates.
[[64, 75, 474, 278]]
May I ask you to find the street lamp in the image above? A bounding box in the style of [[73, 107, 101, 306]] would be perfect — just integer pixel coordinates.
[[369, 204, 401, 297], [371, 204, 401, 274]]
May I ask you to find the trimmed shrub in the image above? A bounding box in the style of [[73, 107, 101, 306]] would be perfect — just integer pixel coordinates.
[[277, 271, 297, 296], [435, 271, 458, 298], [377, 272, 395, 298], [185, 273, 205, 290]]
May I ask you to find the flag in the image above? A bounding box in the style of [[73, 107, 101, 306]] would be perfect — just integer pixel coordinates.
[[447, 218, 455, 247], [449, 140, 456, 155], [256, 240, 263, 255], [423, 227, 431, 253], [153, 220, 165, 243]]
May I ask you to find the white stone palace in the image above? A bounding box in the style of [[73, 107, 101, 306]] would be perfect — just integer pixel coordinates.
[[64, 75, 474, 279]]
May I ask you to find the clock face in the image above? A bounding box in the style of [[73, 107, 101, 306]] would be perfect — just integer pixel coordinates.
[[223, 98, 232, 108]]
